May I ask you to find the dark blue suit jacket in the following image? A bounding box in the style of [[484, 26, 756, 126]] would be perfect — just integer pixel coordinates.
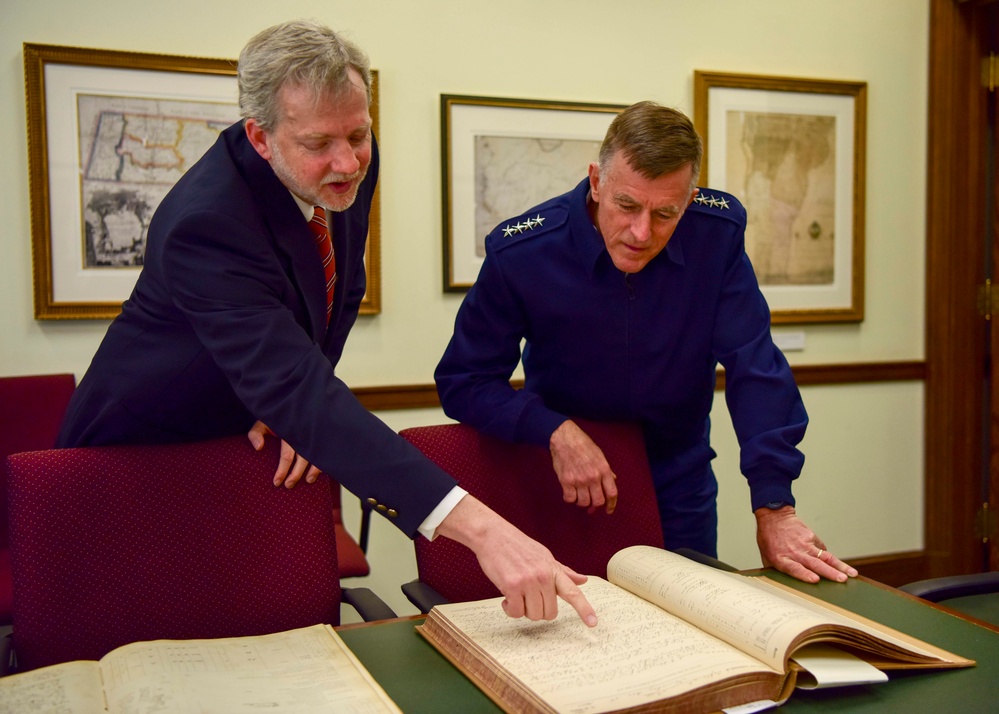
[[58, 122, 455, 537]]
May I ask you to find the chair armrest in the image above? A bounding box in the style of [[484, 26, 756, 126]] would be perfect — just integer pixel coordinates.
[[341, 587, 398, 621], [358, 501, 372, 554], [673, 548, 740, 572], [0, 632, 12, 677], [898, 572, 999, 602], [401, 580, 450, 613]]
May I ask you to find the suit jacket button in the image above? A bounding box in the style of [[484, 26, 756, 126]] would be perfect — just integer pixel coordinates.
[[366, 498, 378, 507], [387, 509, 398, 518], [376, 504, 387, 512]]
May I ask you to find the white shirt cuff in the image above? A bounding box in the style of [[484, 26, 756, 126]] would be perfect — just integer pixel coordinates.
[[417, 486, 468, 541]]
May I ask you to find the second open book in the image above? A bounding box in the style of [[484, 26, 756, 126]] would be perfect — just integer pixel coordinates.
[[418, 546, 973, 714]]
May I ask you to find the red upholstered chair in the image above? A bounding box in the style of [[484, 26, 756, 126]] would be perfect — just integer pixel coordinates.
[[6, 435, 392, 672], [331, 482, 371, 578], [398, 419, 664, 610], [0, 373, 77, 627]]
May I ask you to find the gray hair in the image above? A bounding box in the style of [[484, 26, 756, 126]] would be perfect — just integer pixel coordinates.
[[238, 19, 372, 131], [598, 101, 703, 192]]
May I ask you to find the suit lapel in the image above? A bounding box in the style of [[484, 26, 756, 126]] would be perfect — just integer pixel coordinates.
[[226, 126, 329, 342]]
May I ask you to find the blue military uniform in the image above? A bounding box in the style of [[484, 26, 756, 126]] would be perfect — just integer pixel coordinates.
[[436, 177, 807, 556]]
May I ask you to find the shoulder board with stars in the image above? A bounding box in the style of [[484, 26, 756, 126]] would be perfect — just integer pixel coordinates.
[[693, 192, 731, 210], [500, 213, 548, 238], [488, 204, 569, 250], [687, 189, 745, 224]]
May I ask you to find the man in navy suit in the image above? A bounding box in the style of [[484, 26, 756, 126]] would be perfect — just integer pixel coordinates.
[[58, 20, 597, 627]]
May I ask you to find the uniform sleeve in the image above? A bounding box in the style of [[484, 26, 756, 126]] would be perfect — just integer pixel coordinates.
[[711, 231, 808, 512], [436, 242, 567, 447]]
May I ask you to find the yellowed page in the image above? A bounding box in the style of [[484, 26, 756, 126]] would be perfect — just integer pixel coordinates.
[[607, 546, 922, 671], [98, 624, 400, 714], [0, 660, 105, 713], [427, 576, 781, 714], [749, 577, 970, 665]]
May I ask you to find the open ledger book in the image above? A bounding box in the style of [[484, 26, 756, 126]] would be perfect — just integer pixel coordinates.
[[418, 546, 973, 714], [0, 624, 400, 714]]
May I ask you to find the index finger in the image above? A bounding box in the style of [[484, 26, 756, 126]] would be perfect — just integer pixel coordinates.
[[815, 550, 858, 580], [272, 441, 296, 486], [283, 453, 311, 489], [777, 558, 821, 584], [602, 472, 618, 514], [554, 568, 597, 627]]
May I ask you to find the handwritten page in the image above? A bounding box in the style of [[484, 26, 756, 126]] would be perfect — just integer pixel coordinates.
[[100, 624, 400, 714], [608, 546, 859, 669], [0, 661, 105, 714], [607, 546, 949, 670], [745, 576, 946, 661], [430, 577, 780, 714]]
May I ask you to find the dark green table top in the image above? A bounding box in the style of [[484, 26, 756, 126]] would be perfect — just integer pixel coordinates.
[[337, 575, 999, 714], [755, 572, 999, 713], [941, 592, 999, 627]]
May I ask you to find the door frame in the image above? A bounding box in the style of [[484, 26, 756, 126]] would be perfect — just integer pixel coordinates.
[[925, 0, 994, 579]]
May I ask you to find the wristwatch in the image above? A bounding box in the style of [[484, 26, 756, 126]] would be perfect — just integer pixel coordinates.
[[763, 500, 788, 510]]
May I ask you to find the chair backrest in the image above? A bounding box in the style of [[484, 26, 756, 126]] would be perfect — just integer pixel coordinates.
[[899, 572, 999, 627], [899, 572, 999, 601], [0, 373, 76, 549], [7, 435, 341, 671], [399, 419, 664, 604], [0, 373, 76, 625], [331, 482, 371, 578]]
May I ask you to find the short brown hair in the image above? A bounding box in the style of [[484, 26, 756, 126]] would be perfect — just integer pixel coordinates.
[[598, 101, 702, 190]]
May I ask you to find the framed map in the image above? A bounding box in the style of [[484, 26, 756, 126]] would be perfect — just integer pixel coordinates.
[[440, 95, 625, 291], [693, 71, 867, 324], [23, 44, 382, 319]]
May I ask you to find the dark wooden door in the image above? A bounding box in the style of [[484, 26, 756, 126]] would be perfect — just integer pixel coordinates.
[[926, 0, 998, 580]]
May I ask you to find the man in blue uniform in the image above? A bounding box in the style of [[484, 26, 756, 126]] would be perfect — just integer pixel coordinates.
[[58, 20, 597, 626], [436, 101, 856, 583]]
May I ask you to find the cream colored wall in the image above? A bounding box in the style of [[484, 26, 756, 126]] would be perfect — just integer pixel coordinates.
[[2, 1, 928, 620]]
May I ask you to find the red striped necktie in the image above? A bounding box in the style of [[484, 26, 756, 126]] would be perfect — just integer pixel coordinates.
[[308, 206, 336, 324]]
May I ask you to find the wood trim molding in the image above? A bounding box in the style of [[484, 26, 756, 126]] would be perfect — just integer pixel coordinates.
[[717, 360, 925, 390], [352, 360, 926, 412], [352, 383, 441, 412], [850, 550, 929, 588]]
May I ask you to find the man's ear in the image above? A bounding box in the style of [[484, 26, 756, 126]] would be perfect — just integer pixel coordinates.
[[587, 162, 602, 202], [687, 187, 700, 207], [244, 119, 272, 161]]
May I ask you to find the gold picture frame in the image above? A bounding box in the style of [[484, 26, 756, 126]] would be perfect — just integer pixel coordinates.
[[440, 94, 625, 291], [693, 71, 867, 324], [23, 43, 381, 319]]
